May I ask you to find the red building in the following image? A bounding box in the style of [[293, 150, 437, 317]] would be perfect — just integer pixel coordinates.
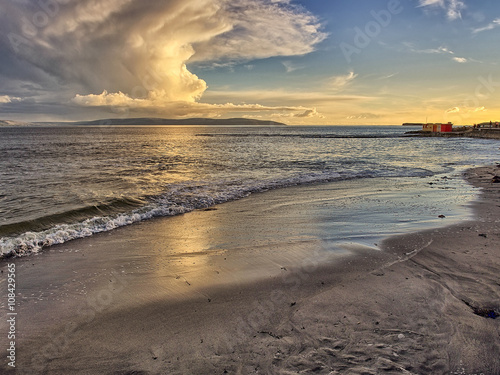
[[422, 123, 453, 133]]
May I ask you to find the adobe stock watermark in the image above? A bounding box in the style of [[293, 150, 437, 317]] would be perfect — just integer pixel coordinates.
[[7, 0, 71, 54], [341, 0, 403, 63], [6, 263, 16, 369], [444, 74, 500, 123]]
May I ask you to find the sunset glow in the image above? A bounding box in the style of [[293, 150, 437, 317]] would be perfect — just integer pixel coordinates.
[[1, 0, 499, 124]]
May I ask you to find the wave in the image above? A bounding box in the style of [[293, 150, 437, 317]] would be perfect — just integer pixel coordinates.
[[0, 197, 147, 238], [0, 167, 434, 259]]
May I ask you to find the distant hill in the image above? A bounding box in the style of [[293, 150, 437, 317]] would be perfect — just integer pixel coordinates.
[[48, 117, 287, 126], [0, 117, 287, 127], [0, 120, 32, 126]]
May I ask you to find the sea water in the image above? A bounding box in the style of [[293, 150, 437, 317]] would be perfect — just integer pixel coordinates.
[[0, 125, 499, 257]]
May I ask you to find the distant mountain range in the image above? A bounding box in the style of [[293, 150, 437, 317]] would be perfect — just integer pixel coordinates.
[[1, 118, 287, 126]]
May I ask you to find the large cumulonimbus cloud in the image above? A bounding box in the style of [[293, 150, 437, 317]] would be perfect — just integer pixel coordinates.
[[0, 0, 326, 117]]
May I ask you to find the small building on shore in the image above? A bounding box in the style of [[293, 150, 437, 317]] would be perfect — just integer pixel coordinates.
[[476, 121, 500, 128], [422, 123, 453, 133]]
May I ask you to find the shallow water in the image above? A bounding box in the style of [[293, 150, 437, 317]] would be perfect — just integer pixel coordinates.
[[1, 125, 498, 256]]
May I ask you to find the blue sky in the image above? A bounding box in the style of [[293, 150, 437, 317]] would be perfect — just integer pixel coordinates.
[[0, 0, 499, 124]]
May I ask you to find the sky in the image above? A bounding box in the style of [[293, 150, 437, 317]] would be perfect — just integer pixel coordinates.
[[0, 0, 499, 125]]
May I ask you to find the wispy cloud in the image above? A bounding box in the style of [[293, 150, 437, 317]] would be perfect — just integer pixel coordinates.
[[330, 71, 358, 91], [404, 43, 455, 55], [418, 0, 466, 20], [446, 106, 486, 115], [403, 43, 473, 64], [0, 95, 13, 104], [282, 61, 305, 73], [203, 89, 372, 107], [0, 95, 22, 104], [472, 18, 500, 33], [270, 107, 325, 120], [346, 113, 382, 120], [377, 73, 399, 80], [294, 108, 324, 118]]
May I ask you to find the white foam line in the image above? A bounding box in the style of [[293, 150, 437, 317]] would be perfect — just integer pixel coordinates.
[[0, 168, 435, 258]]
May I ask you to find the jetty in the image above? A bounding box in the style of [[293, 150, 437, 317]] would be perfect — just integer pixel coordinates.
[[403, 121, 500, 140]]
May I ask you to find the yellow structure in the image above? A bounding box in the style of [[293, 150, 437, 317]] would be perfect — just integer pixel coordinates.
[[422, 123, 453, 133]]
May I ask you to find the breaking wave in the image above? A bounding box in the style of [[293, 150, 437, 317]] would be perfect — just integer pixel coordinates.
[[0, 167, 433, 258]]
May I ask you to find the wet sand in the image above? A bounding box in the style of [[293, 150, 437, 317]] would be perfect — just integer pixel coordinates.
[[1, 166, 499, 374]]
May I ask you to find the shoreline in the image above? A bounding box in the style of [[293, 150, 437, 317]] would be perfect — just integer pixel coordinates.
[[1, 166, 499, 374], [1, 167, 476, 259], [405, 128, 500, 140]]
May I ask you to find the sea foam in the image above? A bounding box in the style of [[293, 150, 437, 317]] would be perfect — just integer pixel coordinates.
[[0, 163, 435, 258]]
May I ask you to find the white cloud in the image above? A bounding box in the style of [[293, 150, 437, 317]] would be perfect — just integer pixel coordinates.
[[190, 0, 327, 63], [282, 61, 305, 73], [271, 107, 324, 120], [437, 46, 454, 55], [330, 71, 358, 91], [404, 43, 476, 65], [418, 0, 466, 20], [1, 0, 326, 118], [0, 95, 13, 104], [446, 0, 466, 20], [404, 43, 455, 55], [71, 90, 322, 118], [294, 108, 324, 118], [472, 18, 500, 33], [346, 113, 382, 120], [0, 95, 22, 104], [377, 73, 399, 80], [418, 0, 445, 8], [445, 106, 486, 115]]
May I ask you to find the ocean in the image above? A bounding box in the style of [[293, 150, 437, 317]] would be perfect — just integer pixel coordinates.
[[1, 125, 499, 257]]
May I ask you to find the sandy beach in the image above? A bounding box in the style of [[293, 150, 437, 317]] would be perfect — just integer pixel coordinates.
[[1, 166, 499, 374], [3, 0, 500, 373]]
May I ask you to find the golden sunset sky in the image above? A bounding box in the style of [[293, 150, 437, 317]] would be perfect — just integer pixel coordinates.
[[1, 0, 499, 124]]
